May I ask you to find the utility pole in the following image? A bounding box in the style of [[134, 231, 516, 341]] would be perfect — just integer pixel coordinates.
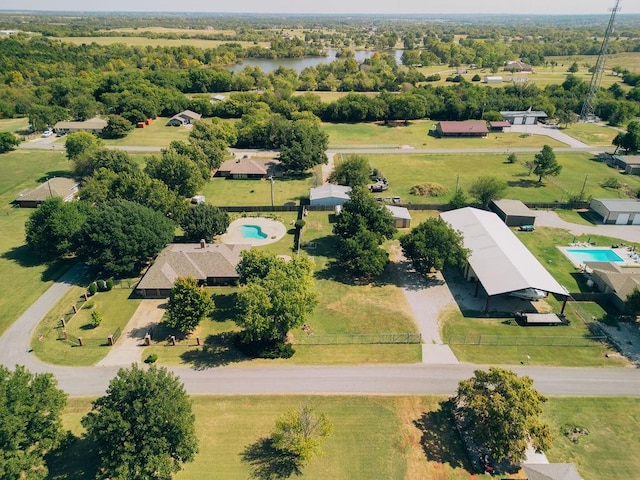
[[269, 176, 275, 210], [580, 175, 588, 199]]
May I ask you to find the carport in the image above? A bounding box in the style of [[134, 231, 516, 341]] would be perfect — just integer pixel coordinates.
[[440, 207, 569, 314]]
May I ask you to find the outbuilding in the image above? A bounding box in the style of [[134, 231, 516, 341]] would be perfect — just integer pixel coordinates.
[[610, 155, 640, 175], [309, 184, 351, 206], [436, 121, 489, 138], [489, 199, 536, 227], [484, 75, 503, 84], [500, 109, 548, 125], [386, 205, 412, 228], [590, 198, 640, 225], [166, 110, 202, 126]]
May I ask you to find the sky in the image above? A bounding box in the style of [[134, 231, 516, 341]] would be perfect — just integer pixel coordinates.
[[3, 0, 638, 15]]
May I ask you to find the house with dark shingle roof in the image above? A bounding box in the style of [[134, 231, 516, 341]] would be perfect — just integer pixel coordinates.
[[436, 121, 489, 138], [166, 110, 202, 126], [135, 242, 250, 298], [215, 157, 282, 179], [586, 261, 640, 312], [14, 177, 79, 208]]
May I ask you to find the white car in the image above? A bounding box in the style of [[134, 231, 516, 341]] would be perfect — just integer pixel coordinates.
[[42, 130, 53, 138], [509, 288, 548, 301]]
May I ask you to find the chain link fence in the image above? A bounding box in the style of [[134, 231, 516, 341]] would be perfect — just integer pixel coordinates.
[[292, 332, 421, 345]]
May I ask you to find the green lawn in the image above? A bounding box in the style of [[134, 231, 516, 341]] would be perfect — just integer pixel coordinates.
[[562, 123, 621, 147], [365, 151, 640, 205], [31, 288, 141, 366], [50, 395, 640, 480], [101, 117, 192, 147], [323, 120, 566, 148], [0, 149, 74, 336], [0, 117, 30, 134]]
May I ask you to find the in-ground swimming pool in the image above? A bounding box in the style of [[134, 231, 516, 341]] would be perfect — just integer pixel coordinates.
[[240, 224, 268, 240], [565, 248, 624, 264]]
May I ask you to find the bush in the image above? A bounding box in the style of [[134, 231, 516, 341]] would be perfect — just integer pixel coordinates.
[[472, 74, 481, 82], [425, 73, 441, 82], [601, 176, 621, 189], [410, 183, 447, 197], [144, 353, 158, 364], [105, 278, 114, 291], [97, 280, 108, 292], [236, 337, 295, 359], [294, 219, 306, 229], [87, 282, 97, 296], [91, 310, 103, 327], [84, 301, 94, 310], [506, 153, 518, 164]]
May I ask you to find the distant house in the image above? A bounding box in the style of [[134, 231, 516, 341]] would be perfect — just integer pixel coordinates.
[[586, 262, 640, 312], [522, 463, 582, 480], [455, 67, 467, 75], [14, 177, 79, 208], [386, 205, 412, 228], [53, 117, 107, 135], [610, 155, 640, 175], [484, 75, 503, 84], [211, 94, 227, 102], [504, 60, 533, 73], [490, 199, 536, 227], [500, 109, 548, 125], [590, 198, 640, 225], [135, 242, 250, 298], [215, 157, 282, 179], [436, 121, 489, 138], [488, 121, 511, 132], [309, 184, 351, 206], [166, 110, 202, 126]]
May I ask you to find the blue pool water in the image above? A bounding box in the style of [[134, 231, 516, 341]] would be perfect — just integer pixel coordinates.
[[240, 225, 268, 240], [566, 248, 624, 264]]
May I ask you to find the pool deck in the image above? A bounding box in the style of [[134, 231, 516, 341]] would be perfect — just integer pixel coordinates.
[[558, 245, 639, 268], [220, 217, 287, 246]]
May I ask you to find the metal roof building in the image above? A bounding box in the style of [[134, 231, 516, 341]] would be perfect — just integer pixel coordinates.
[[590, 198, 640, 225], [309, 184, 352, 206]]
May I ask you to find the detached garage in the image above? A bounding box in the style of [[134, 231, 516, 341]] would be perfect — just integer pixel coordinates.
[[489, 199, 536, 227], [590, 198, 640, 225]]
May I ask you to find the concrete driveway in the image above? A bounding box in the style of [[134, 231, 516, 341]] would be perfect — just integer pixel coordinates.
[[508, 124, 590, 148]]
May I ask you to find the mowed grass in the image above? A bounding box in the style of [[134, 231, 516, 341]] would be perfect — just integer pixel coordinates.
[[561, 123, 621, 146], [366, 151, 640, 204], [0, 149, 73, 336], [50, 395, 640, 480], [323, 120, 566, 148], [0, 117, 30, 134], [31, 288, 141, 366], [101, 117, 191, 147]]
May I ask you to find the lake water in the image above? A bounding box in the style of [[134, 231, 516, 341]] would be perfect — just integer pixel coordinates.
[[228, 49, 404, 73]]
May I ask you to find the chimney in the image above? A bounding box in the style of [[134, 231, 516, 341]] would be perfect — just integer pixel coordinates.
[[200, 239, 206, 249]]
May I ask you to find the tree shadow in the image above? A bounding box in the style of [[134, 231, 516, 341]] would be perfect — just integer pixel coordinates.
[[413, 399, 470, 471], [507, 178, 541, 188], [36, 171, 76, 183], [241, 437, 302, 480], [0, 248, 80, 283], [179, 332, 249, 370], [383, 256, 445, 291], [46, 432, 99, 480], [211, 291, 239, 322]]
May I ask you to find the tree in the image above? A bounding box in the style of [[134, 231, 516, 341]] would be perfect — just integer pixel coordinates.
[[0, 131, 20, 153], [337, 227, 389, 281], [0, 365, 67, 480], [567, 62, 579, 73], [180, 204, 230, 242], [555, 109, 578, 128], [612, 121, 640, 154], [449, 188, 468, 209], [454, 367, 552, 465], [278, 119, 328, 173], [506, 152, 518, 164], [236, 249, 282, 285], [165, 276, 214, 335], [145, 149, 205, 198], [533, 145, 562, 183], [64, 131, 103, 160], [333, 186, 396, 243], [271, 405, 332, 472], [77, 199, 175, 276], [25, 197, 90, 260], [236, 255, 317, 346], [626, 287, 640, 316], [73, 148, 138, 178], [468, 176, 507, 209], [101, 114, 133, 139], [400, 217, 468, 274], [327, 154, 371, 187], [82, 365, 198, 480]]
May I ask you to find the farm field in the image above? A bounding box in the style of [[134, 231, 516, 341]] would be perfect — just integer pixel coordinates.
[[50, 395, 640, 480]]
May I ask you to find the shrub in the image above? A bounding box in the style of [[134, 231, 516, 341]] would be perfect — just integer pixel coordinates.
[[105, 278, 114, 291], [236, 337, 295, 359], [472, 74, 481, 81], [87, 282, 97, 296], [506, 153, 518, 164], [144, 353, 158, 364], [84, 301, 94, 310], [410, 183, 448, 197], [601, 176, 621, 189], [97, 280, 108, 292], [294, 219, 306, 229], [91, 310, 103, 327], [425, 73, 441, 82]]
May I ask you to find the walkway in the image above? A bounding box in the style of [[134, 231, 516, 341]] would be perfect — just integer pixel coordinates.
[[534, 210, 640, 243]]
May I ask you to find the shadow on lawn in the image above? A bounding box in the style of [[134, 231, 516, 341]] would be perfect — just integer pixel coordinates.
[[180, 332, 249, 370], [241, 437, 302, 480], [0, 247, 81, 283], [46, 432, 99, 480], [413, 399, 470, 471]]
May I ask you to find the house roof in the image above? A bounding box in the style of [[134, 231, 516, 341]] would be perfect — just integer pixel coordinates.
[[592, 198, 640, 214], [53, 117, 107, 130], [168, 110, 202, 124], [505, 60, 533, 71], [15, 177, 78, 203], [386, 205, 412, 220], [489, 121, 511, 128], [310, 184, 352, 202], [586, 262, 640, 301], [612, 155, 640, 166], [437, 121, 489, 134], [136, 243, 250, 291], [440, 207, 568, 297], [491, 199, 535, 217], [500, 110, 548, 118], [218, 157, 281, 176], [523, 463, 582, 480]]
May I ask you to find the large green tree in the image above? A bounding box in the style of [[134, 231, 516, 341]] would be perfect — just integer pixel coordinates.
[[64, 131, 103, 160], [333, 186, 396, 242], [0, 131, 20, 154], [454, 367, 552, 465], [180, 204, 230, 242], [25, 197, 90, 260], [165, 276, 214, 335], [77, 199, 175, 276], [533, 145, 562, 183], [73, 148, 138, 178], [468, 176, 507, 209], [145, 149, 205, 198], [101, 114, 133, 139], [612, 121, 640, 154], [278, 119, 328, 173], [327, 154, 371, 187], [236, 255, 317, 345], [82, 365, 198, 480], [400, 217, 468, 274], [337, 227, 389, 281], [0, 365, 67, 480], [236, 249, 282, 285]]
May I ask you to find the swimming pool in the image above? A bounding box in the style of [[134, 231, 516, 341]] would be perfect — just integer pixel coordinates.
[[240, 224, 268, 240], [565, 248, 625, 264]]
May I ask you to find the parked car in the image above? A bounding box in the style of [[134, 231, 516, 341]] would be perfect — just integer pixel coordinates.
[[42, 130, 53, 138]]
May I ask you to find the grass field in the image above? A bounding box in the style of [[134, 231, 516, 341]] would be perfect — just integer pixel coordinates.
[[0, 149, 74, 336], [0, 117, 30, 134], [101, 117, 192, 147], [562, 123, 621, 147], [49, 395, 640, 480], [365, 151, 640, 204], [55, 36, 267, 49]]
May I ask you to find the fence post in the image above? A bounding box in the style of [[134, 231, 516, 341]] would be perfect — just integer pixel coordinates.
[[108, 335, 114, 346], [78, 337, 83, 347], [196, 337, 200, 346], [72, 304, 77, 313], [60, 318, 66, 328], [170, 335, 176, 346]]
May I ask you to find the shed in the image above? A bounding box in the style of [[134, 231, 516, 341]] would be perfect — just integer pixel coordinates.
[[488, 121, 511, 132], [490, 199, 536, 227], [484, 75, 503, 84], [166, 110, 202, 126], [309, 184, 351, 206], [500, 109, 548, 125], [14, 177, 79, 208], [436, 121, 489, 138], [610, 155, 640, 175], [386, 205, 412, 228], [589, 198, 640, 225]]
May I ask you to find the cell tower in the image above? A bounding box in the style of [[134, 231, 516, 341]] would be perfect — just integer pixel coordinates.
[[579, 0, 621, 122]]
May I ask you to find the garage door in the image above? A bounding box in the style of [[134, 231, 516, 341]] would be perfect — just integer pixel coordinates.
[[616, 213, 630, 225], [633, 214, 640, 225]]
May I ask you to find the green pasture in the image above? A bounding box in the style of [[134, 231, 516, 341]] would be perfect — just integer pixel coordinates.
[[365, 151, 640, 205], [55, 36, 267, 49], [101, 117, 192, 147], [50, 395, 640, 480], [0, 117, 30, 134], [0, 149, 73, 336], [31, 287, 141, 366]]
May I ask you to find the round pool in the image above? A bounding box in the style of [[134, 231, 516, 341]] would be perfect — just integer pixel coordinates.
[[240, 224, 268, 240]]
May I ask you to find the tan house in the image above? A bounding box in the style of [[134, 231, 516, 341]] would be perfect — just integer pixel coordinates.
[[586, 261, 640, 312], [215, 157, 282, 179], [53, 117, 107, 135], [14, 177, 79, 208], [135, 242, 250, 298]]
